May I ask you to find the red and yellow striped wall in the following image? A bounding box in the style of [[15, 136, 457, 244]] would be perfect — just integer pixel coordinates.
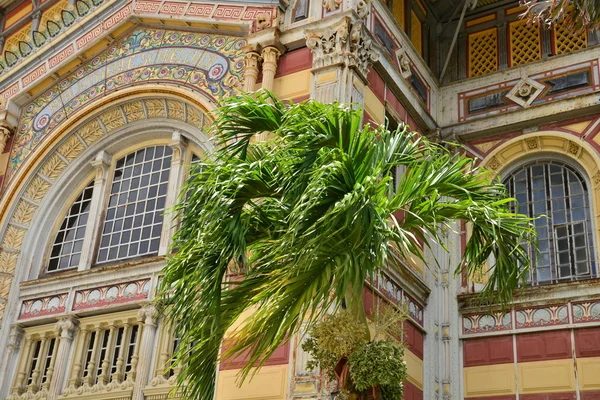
[[463, 328, 600, 399]]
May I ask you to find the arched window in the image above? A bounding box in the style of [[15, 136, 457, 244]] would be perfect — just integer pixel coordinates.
[[503, 161, 596, 285], [45, 144, 178, 273], [97, 146, 173, 263], [48, 181, 95, 271]]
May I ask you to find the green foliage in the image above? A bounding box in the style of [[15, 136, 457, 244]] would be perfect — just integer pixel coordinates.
[[302, 310, 368, 379], [157, 90, 536, 399], [349, 340, 407, 397], [303, 308, 407, 399]]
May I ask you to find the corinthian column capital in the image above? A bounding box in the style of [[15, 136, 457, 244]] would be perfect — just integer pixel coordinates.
[[0, 120, 14, 154]]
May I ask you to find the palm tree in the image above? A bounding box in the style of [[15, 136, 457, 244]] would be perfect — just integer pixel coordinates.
[[157, 90, 536, 399], [523, 0, 600, 31]]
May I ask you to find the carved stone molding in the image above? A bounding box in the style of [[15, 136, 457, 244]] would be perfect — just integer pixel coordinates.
[[0, 120, 14, 154], [55, 316, 78, 340], [306, 17, 380, 79], [8, 325, 24, 349], [138, 303, 158, 326], [323, 0, 342, 12]]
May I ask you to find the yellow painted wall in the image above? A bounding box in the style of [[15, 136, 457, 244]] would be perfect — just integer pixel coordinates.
[[405, 349, 424, 390], [364, 88, 385, 124], [464, 363, 516, 397], [271, 70, 311, 100], [216, 365, 288, 400], [577, 357, 600, 391], [518, 359, 575, 394]]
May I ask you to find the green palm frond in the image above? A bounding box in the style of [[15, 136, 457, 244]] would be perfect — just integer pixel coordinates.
[[522, 0, 600, 31], [157, 90, 536, 399]]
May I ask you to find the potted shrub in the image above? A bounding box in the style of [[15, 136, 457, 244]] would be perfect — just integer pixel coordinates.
[[302, 306, 408, 400]]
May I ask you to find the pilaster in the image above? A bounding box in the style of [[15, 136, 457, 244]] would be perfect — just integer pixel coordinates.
[[78, 151, 111, 270], [1, 325, 24, 397], [131, 304, 158, 400], [48, 317, 78, 399], [159, 132, 187, 256]]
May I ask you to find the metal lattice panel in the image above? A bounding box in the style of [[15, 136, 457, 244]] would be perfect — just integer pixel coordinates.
[[468, 28, 498, 77], [97, 145, 172, 264], [554, 24, 587, 55], [509, 19, 541, 66], [48, 180, 94, 271], [504, 161, 596, 285]]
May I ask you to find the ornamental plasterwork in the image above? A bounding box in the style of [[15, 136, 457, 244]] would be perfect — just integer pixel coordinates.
[[323, 0, 343, 13], [395, 47, 412, 79], [0, 98, 210, 326], [306, 17, 380, 79], [9, 28, 245, 185], [506, 76, 546, 108]]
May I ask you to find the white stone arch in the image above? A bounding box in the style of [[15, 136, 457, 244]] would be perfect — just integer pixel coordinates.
[[0, 89, 216, 389], [481, 131, 600, 276]]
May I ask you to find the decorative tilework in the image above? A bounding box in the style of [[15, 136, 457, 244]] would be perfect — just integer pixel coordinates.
[[18, 293, 68, 320], [462, 311, 512, 335], [0, 0, 106, 75], [8, 27, 245, 185], [72, 279, 151, 310], [515, 305, 569, 329], [572, 300, 600, 323]]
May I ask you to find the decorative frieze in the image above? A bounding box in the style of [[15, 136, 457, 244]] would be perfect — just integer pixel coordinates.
[[457, 59, 600, 122], [462, 311, 512, 335], [463, 299, 600, 336], [19, 294, 68, 320], [572, 300, 600, 323], [72, 279, 151, 311]]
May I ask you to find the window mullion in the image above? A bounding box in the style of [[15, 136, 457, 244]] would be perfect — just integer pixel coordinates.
[[78, 151, 112, 271], [159, 132, 187, 256]]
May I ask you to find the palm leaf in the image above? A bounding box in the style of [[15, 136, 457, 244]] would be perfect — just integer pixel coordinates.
[[157, 90, 536, 399]]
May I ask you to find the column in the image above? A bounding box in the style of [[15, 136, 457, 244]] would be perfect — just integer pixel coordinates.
[[243, 51, 262, 92], [110, 323, 131, 385], [10, 336, 34, 396], [159, 132, 187, 256], [3, 326, 24, 397], [97, 325, 117, 385], [83, 327, 102, 387], [48, 317, 78, 399], [63, 328, 88, 394], [260, 46, 281, 92], [132, 304, 158, 400], [27, 336, 48, 393], [78, 151, 111, 270]]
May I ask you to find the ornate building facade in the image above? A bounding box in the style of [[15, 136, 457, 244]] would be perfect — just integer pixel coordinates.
[[0, 0, 598, 399]]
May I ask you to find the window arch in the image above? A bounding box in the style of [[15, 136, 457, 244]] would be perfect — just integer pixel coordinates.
[[503, 160, 596, 285], [44, 142, 183, 273], [48, 181, 94, 271], [97, 145, 173, 263]]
